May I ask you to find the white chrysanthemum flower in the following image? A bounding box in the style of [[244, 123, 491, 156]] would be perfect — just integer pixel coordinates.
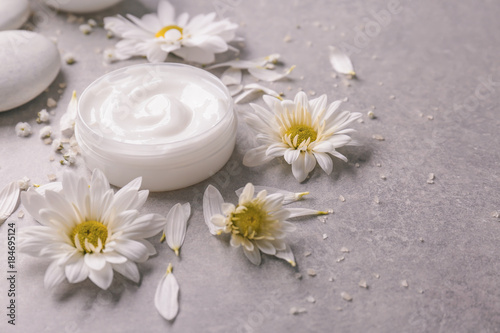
[[242, 91, 362, 182], [203, 183, 328, 266], [103, 0, 238, 63], [19, 169, 167, 290]]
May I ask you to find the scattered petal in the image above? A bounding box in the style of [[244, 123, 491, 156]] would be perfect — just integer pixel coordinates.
[[0, 182, 20, 225], [329, 46, 355, 76], [164, 203, 190, 256], [155, 263, 179, 321]]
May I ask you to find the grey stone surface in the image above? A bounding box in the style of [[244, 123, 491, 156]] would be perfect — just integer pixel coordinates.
[[1, 0, 500, 332]]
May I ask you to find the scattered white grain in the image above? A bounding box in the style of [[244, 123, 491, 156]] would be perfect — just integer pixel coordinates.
[[47, 174, 57, 182], [401, 280, 409, 288], [418, 289, 424, 294], [322, 233, 328, 240], [380, 175, 387, 180], [367, 110, 376, 119], [306, 41, 313, 47], [283, 34, 292, 43], [389, 95, 395, 100], [331, 73, 337, 79], [17, 210, 24, 218], [295, 273, 303, 280], [304, 251, 312, 257], [340, 247, 349, 253], [428, 173, 435, 180], [427, 115, 434, 120], [427, 179, 435, 184], [491, 211, 500, 218], [307, 268, 317, 277], [419, 237, 424, 242], [374, 196, 380, 204], [372, 134, 385, 141], [306, 296, 316, 303], [339, 195, 345, 202], [328, 277, 334, 282], [373, 273, 380, 279], [336, 256, 345, 263], [333, 84, 338, 88], [47, 98, 57, 108], [343, 97, 349, 102], [378, 81, 384, 86], [340, 292, 352, 301], [308, 90, 316, 96], [336, 307, 343, 311], [355, 163, 360, 168], [359, 280, 368, 289]]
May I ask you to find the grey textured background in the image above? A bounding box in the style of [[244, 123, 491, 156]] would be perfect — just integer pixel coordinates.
[[1, 0, 500, 332]]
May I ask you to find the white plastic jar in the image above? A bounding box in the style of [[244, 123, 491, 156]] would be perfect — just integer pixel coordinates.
[[76, 63, 236, 191]]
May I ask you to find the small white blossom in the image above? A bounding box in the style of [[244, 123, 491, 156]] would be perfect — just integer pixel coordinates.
[[64, 53, 76, 65], [15, 122, 31, 137], [39, 126, 52, 139], [37, 109, 50, 123]]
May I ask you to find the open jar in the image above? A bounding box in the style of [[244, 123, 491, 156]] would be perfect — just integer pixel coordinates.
[[75, 63, 236, 191]]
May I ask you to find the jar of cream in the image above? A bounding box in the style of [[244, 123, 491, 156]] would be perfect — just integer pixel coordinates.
[[75, 63, 236, 191]]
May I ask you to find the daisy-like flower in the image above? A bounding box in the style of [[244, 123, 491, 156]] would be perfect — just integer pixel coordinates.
[[103, 0, 238, 63], [242, 92, 362, 182], [19, 169, 167, 290], [203, 183, 327, 266]]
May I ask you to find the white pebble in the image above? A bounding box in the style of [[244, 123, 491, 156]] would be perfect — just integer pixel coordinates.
[[401, 280, 409, 288], [373, 273, 380, 279], [374, 196, 380, 204], [17, 210, 25, 218], [372, 134, 385, 141], [336, 257, 345, 263], [307, 268, 317, 277], [359, 280, 368, 289], [47, 98, 57, 108], [340, 247, 349, 253], [340, 292, 352, 301], [306, 296, 316, 303], [427, 115, 434, 120], [428, 173, 435, 180], [380, 175, 386, 180], [322, 233, 328, 240], [339, 195, 345, 202]]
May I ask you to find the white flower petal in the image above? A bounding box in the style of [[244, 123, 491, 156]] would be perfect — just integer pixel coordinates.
[[238, 183, 255, 204], [291, 153, 309, 182], [221, 68, 242, 85], [0, 181, 20, 225], [313, 152, 334, 175], [44, 261, 66, 289], [274, 244, 296, 266], [329, 46, 355, 75], [256, 240, 276, 255], [60, 91, 78, 137], [203, 185, 224, 235], [235, 84, 281, 104], [287, 208, 329, 218], [228, 84, 243, 96], [235, 186, 309, 205], [65, 256, 89, 283], [247, 65, 295, 82], [88, 263, 114, 290], [112, 261, 140, 283], [243, 246, 261, 265], [113, 239, 149, 262], [284, 149, 300, 164], [164, 203, 190, 256], [84, 253, 107, 271], [157, 0, 176, 25], [155, 264, 179, 321], [243, 146, 275, 167]]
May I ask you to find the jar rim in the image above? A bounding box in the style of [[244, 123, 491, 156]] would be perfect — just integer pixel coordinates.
[[77, 62, 233, 148]]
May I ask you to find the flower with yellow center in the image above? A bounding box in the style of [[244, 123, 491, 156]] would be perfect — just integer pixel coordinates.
[[103, 0, 238, 63], [243, 91, 362, 182], [19, 169, 167, 290], [203, 183, 329, 266]]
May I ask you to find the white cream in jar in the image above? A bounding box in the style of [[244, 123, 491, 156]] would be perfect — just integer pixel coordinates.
[[76, 63, 236, 191]]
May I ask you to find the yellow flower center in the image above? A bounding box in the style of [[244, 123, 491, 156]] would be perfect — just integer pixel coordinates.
[[155, 25, 183, 39], [231, 204, 266, 239], [71, 220, 108, 254], [285, 124, 317, 148]]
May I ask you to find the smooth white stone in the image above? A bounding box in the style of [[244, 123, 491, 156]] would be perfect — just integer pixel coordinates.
[[43, 0, 123, 13], [0, 0, 30, 31], [0, 31, 61, 112]]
